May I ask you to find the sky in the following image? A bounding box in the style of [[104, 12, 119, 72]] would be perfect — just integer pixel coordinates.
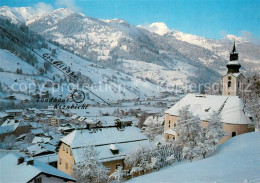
[[1, 0, 260, 40]]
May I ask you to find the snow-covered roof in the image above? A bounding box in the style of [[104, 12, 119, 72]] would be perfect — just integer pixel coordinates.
[[61, 127, 148, 148], [222, 72, 245, 78], [226, 61, 241, 65], [71, 115, 78, 120], [32, 137, 51, 144], [143, 116, 164, 126], [72, 140, 151, 163], [27, 143, 56, 156], [30, 122, 42, 129], [164, 128, 176, 136], [110, 144, 119, 150], [31, 128, 44, 135], [0, 112, 8, 118], [78, 116, 86, 121], [1, 119, 22, 127], [0, 154, 75, 182], [165, 94, 252, 125], [34, 153, 58, 163], [5, 109, 23, 113], [0, 125, 15, 134]]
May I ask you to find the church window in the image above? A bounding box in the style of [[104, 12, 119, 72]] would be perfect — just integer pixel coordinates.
[[228, 81, 231, 88], [65, 162, 68, 169], [228, 76, 232, 80], [238, 81, 240, 88], [232, 131, 236, 137], [168, 120, 170, 128]]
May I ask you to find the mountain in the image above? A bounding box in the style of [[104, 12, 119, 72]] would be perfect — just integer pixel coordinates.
[[0, 6, 50, 24], [0, 6, 259, 94], [0, 17, 163, 106], [25, 8, 221, 86]]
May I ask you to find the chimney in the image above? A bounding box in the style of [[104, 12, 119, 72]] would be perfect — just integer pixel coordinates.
[[27, 159, 34, 166], [17, 157, 24, 165]]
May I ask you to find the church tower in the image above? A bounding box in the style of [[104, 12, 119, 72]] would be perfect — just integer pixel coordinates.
[[222, 42, 245, 97]]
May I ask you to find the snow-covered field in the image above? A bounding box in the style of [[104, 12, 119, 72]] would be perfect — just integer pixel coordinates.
[[128, 132, 260, 183]]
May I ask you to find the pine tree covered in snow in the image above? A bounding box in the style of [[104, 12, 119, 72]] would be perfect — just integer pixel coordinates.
[[108, 166, 125, 183], [205, 111, 227, 149], [73, 145, 108, 183], [144, 122, 163, 141], [243, 74, 260, 131], [124, 145, 152, 176], [175, 105, 205, 162]]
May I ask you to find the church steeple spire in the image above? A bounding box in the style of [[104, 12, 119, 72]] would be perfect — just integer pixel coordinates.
[[230, 41, 238, 61], [227, 41, 241, 73]]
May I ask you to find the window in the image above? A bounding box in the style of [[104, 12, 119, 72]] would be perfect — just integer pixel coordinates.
[[106, 167, 111, 172], [228, 92, 230, 95], [116, 164, 121, 169], [174, 123, 176, 128], [168, 120, 171, 128], [63, 145, 65, 151], [70, 149, 72, 156], [228, 76, 232, 80], [34, 177, 42, 183], [232, 131, 236, 137], [228, 81, 231, 88], [66, 148, 68, 153], [66, 162, 68, 169], [238, 81, 240, 88], [59, 158, 62, 165]]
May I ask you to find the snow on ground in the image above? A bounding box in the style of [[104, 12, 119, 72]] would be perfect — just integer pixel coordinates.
[[0, 49, 38, 74], [121, 59, 196, 88], [128, 132, 260, 183]]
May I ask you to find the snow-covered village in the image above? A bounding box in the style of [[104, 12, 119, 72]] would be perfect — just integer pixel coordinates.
[[0, 1, 259, 183]]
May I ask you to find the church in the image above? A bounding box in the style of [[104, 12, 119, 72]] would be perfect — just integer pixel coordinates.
[[164, 43, 252, 144]]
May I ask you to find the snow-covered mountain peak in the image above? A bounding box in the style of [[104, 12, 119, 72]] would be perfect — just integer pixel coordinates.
[[137, 22, 171, 36], [224, 34, 243, 42], [52, 8, 73, 16], [0, 6, 50, 24]]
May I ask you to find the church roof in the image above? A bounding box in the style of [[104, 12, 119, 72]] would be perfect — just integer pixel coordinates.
[[165, 94, 252, 125], [222, 72, 245, 78]]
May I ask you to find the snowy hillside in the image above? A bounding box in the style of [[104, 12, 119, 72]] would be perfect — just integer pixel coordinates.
[[24, 8, 221, 85], [0, 6, 259, 95], [0, 6, 51, 24], [128, 132, 260, 183]]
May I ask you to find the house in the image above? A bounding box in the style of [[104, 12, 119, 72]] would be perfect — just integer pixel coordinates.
[[143, 115, 164, 127], [32, 136, 51, 144], [23, 114, 35, 121], [0, 154, 76, 183], [58, 123, 76, 135], [5, 95, 16, 100], [48, 116, 60, 126], [57, 126, 151, 177], [21, 98, 30, 103], [30, 122, 43, 129], [0, 119, 30, 140], [31, 128, 45, 136], [70, 115, 79, 123], [5, 109, 23, 116], [27, 143, 56, 157], [34, 153, 58, 168], [164, 43, 252, 144]]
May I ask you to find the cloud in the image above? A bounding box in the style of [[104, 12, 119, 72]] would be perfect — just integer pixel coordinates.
[[55, 0, 81, 13], [240, 31, 260, 45], [138, 22, 171, 36], [33, 2, 53, 12]]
